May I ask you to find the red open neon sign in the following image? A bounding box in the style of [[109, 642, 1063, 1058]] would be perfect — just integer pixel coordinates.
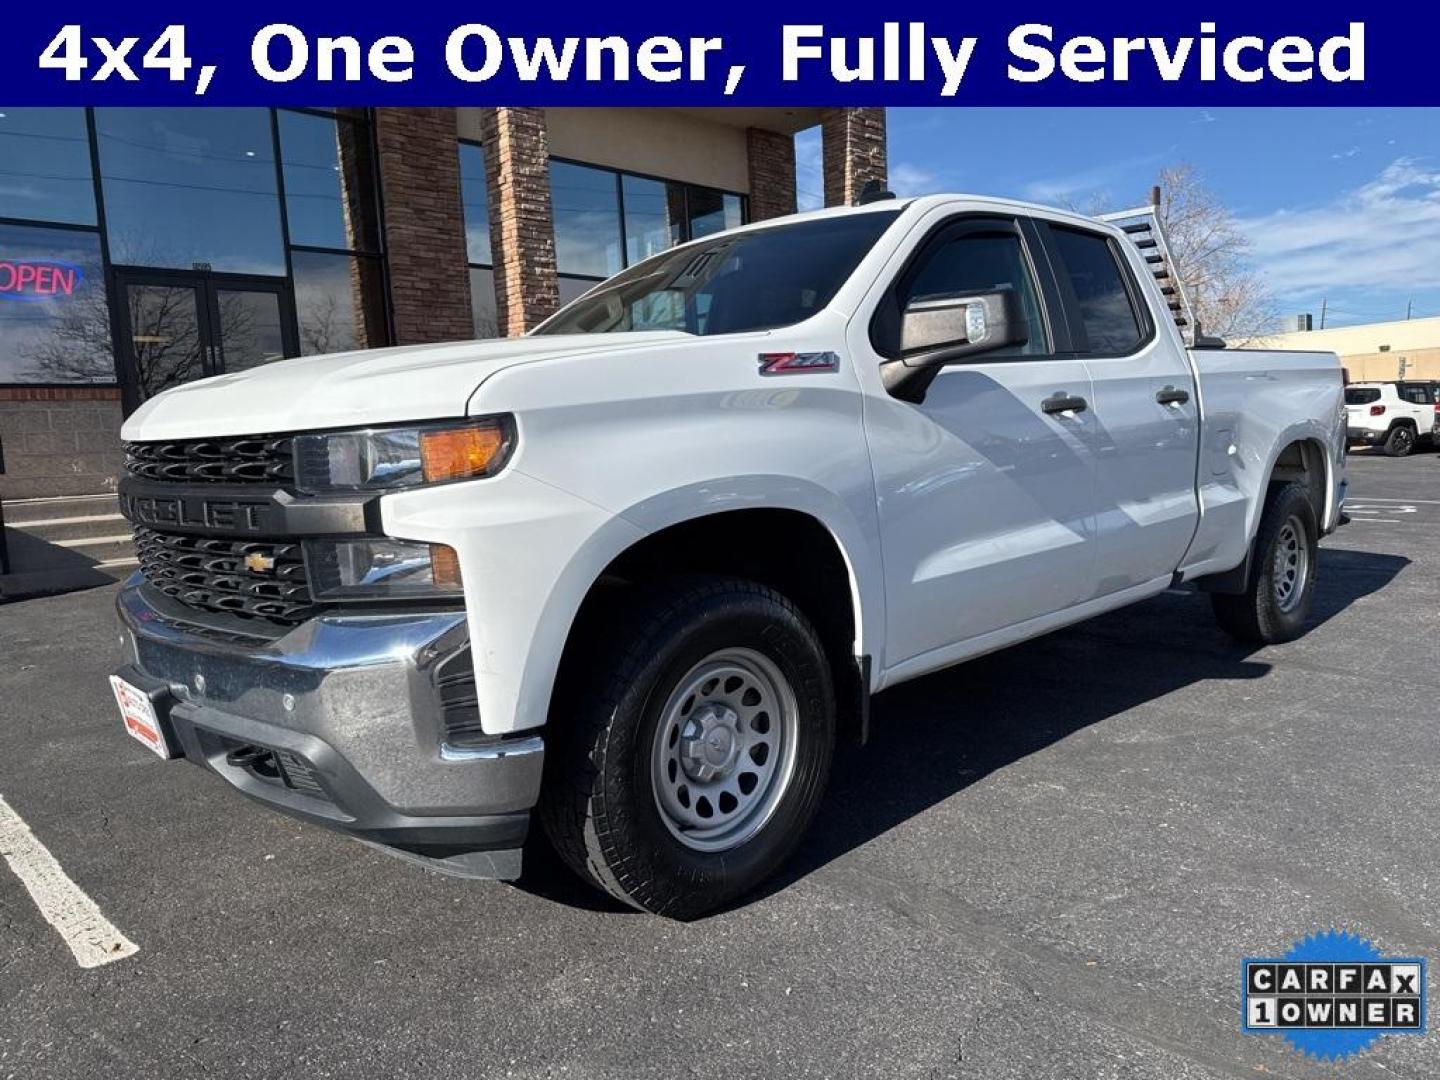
[[0, 260, 84, 301]]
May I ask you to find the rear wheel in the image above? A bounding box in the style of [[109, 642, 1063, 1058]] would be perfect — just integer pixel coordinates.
[[1383, 424, 1416, 457], [1211, 481, 1318, 644], [539, 576, 835, 919]]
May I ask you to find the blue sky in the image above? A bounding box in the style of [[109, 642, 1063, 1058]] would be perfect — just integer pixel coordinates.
[[796, 108, 1440, 329]]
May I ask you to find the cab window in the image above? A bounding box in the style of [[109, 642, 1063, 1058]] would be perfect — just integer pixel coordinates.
[[895, 229, 1049, 357]]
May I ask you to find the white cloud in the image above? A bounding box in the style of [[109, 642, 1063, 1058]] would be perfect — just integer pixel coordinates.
[[888, 162, 941, 197], [1330, 146, 1361, 160], [1241, 158, 1440, 300], [1019, 154, 1164, 208]]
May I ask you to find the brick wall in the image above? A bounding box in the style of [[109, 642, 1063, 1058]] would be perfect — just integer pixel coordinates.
[[745, 128, 798, 222], [0, 388, 124, 499], [821, 108, 888, 208], [479, 108, 561, 336], [373, 108, 474, 344]]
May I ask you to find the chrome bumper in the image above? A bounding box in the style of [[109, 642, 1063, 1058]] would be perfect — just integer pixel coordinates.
[[114, 575, 543, 878]]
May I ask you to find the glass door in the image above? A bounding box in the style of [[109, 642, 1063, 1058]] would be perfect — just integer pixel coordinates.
[[115, 268, 297, 409]]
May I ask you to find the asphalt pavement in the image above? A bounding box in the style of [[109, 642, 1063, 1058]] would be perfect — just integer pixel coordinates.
[[1, 450, 1437, 1079]]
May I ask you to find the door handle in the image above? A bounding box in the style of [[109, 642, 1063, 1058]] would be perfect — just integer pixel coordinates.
[[1156, 386, 1191, 407], [1042, 393, 1088, 415]]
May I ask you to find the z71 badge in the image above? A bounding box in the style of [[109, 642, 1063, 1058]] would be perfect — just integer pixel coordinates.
[[758, 351, 840, 376]]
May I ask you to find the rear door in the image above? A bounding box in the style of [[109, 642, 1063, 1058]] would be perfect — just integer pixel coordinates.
[[1035, 219, 1201, 595], [858, 214, 1101, 667], [1397, 382, 1437, 432]]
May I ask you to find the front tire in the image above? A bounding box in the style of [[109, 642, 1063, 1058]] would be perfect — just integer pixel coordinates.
[[1211, 481, 1318, 644], [540, 577, 835, 919], [1383, 424, 1416, 457]]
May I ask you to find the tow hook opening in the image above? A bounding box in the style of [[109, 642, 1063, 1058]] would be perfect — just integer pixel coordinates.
[[225, 742, 282, 779]]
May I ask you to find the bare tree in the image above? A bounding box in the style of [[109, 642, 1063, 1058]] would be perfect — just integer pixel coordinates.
[[298, 290, 343, 357], [1149, 164, 1278, 345]]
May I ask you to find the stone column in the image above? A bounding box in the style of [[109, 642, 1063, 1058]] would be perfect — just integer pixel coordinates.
[[821, 108, 888, 208], [373, 108, 473, 344], [745, 128, 797, 222], [478, 108, 561, 336]]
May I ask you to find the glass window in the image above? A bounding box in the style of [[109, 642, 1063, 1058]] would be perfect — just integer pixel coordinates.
[[0, 109, 96, 226], [469, 266, 499, 338], [123, 282, 206, 398], [557, 276, 596, 309], [550, 162, 622, 278], [623, 175, 683, 265], [459, 143, 492, 266], [1344, 386, 1381, 405], [0, 222, 113, 383], [1398, 383, 1434, 405], [1050, 226, 1144, 355], [687, 189, 743, 240], [278, 110, 379, 253], [214, 289, 287, 372], [291, 250, 386, 356], [540, 211, 900, 337], [96, 108, 285, 275], [903, 231, 1048, 356]]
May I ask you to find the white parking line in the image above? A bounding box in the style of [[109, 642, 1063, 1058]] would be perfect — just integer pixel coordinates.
[[0, 793, 138, 968], [1349, 496, 1440, 505]]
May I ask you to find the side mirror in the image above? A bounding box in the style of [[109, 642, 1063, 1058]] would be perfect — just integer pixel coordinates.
[[882, 288, 1028, 402]]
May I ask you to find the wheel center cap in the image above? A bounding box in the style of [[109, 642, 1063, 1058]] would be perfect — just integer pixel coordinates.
[[680, 705, 742, 782]]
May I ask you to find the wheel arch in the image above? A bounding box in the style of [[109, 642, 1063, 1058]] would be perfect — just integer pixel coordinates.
[[1198, 432, 1332, 595], [535, 489, 880, 743]]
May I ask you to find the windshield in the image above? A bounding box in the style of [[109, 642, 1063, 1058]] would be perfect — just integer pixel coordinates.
[[536, 210, 902, 336], [1345, 387, 1382, 405]]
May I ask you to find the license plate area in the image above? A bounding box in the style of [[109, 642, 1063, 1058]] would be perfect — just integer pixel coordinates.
[[109, 673, 179, 760]]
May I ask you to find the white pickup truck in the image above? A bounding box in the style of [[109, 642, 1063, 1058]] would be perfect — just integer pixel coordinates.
[[112, 195, 1347, 918]]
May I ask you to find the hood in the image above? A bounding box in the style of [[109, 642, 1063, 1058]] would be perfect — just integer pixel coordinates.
[[121, 332, 689, 440]]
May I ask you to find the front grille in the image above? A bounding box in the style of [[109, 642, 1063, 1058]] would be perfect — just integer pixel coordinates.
[[125, 435, 295, 486], [134, 526, 315, 624]]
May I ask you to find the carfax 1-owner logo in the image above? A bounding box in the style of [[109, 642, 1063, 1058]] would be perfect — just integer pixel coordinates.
[[1242, 931, 1427, 1061]]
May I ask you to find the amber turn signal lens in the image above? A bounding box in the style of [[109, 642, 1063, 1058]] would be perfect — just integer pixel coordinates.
[[429, 544, 463, 589], [419, 424, 506, 483]]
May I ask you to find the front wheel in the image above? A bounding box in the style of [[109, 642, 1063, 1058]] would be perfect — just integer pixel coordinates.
[[1383, 425, 1416, 457], [1211, 481, 1319, 644], [539, 577, 836, 919]]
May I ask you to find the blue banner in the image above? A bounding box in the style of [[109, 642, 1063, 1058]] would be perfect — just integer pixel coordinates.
[[0, 5, 1430, 105]]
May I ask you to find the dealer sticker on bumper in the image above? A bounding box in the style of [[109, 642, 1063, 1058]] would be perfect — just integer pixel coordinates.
[[109, 675, 175, 759]]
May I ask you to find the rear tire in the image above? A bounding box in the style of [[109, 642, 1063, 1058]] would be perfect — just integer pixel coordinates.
[[1383, 424, 1416, 457], [539, 576, 835, 919], [1211, 481, 1318, 645]]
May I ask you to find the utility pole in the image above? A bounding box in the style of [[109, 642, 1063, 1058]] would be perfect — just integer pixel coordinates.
[[1406, 298, 1413, 320], [1319, 298, 1327, 329]]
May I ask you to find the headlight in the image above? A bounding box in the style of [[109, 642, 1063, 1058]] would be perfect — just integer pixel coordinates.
[[293, 417, 514, 494], [305, 538, 463, 601]]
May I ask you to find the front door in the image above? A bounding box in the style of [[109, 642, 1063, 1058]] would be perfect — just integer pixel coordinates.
[[115, 268, 296, 410], [859, 215, 1101, 670]]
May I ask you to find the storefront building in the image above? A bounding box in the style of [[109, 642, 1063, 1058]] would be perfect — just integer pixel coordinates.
[[0, 106, 887, 524]]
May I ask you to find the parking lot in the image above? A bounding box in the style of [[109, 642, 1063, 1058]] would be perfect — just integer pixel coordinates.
[[1, 450, 1437, 1079]]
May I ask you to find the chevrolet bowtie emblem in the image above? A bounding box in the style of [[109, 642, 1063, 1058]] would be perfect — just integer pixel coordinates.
[[244, 551, 277, 574]]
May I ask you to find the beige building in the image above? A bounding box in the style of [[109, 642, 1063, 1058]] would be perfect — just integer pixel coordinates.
[[1257, 316, 1440, 381]]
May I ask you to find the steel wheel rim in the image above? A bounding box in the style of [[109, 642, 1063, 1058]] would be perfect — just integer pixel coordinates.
[[1272, 515, 1308, 613], [650, 647, 799, 853]]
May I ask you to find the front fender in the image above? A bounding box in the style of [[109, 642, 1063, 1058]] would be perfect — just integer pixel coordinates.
[[381, 470, 883, 735]]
